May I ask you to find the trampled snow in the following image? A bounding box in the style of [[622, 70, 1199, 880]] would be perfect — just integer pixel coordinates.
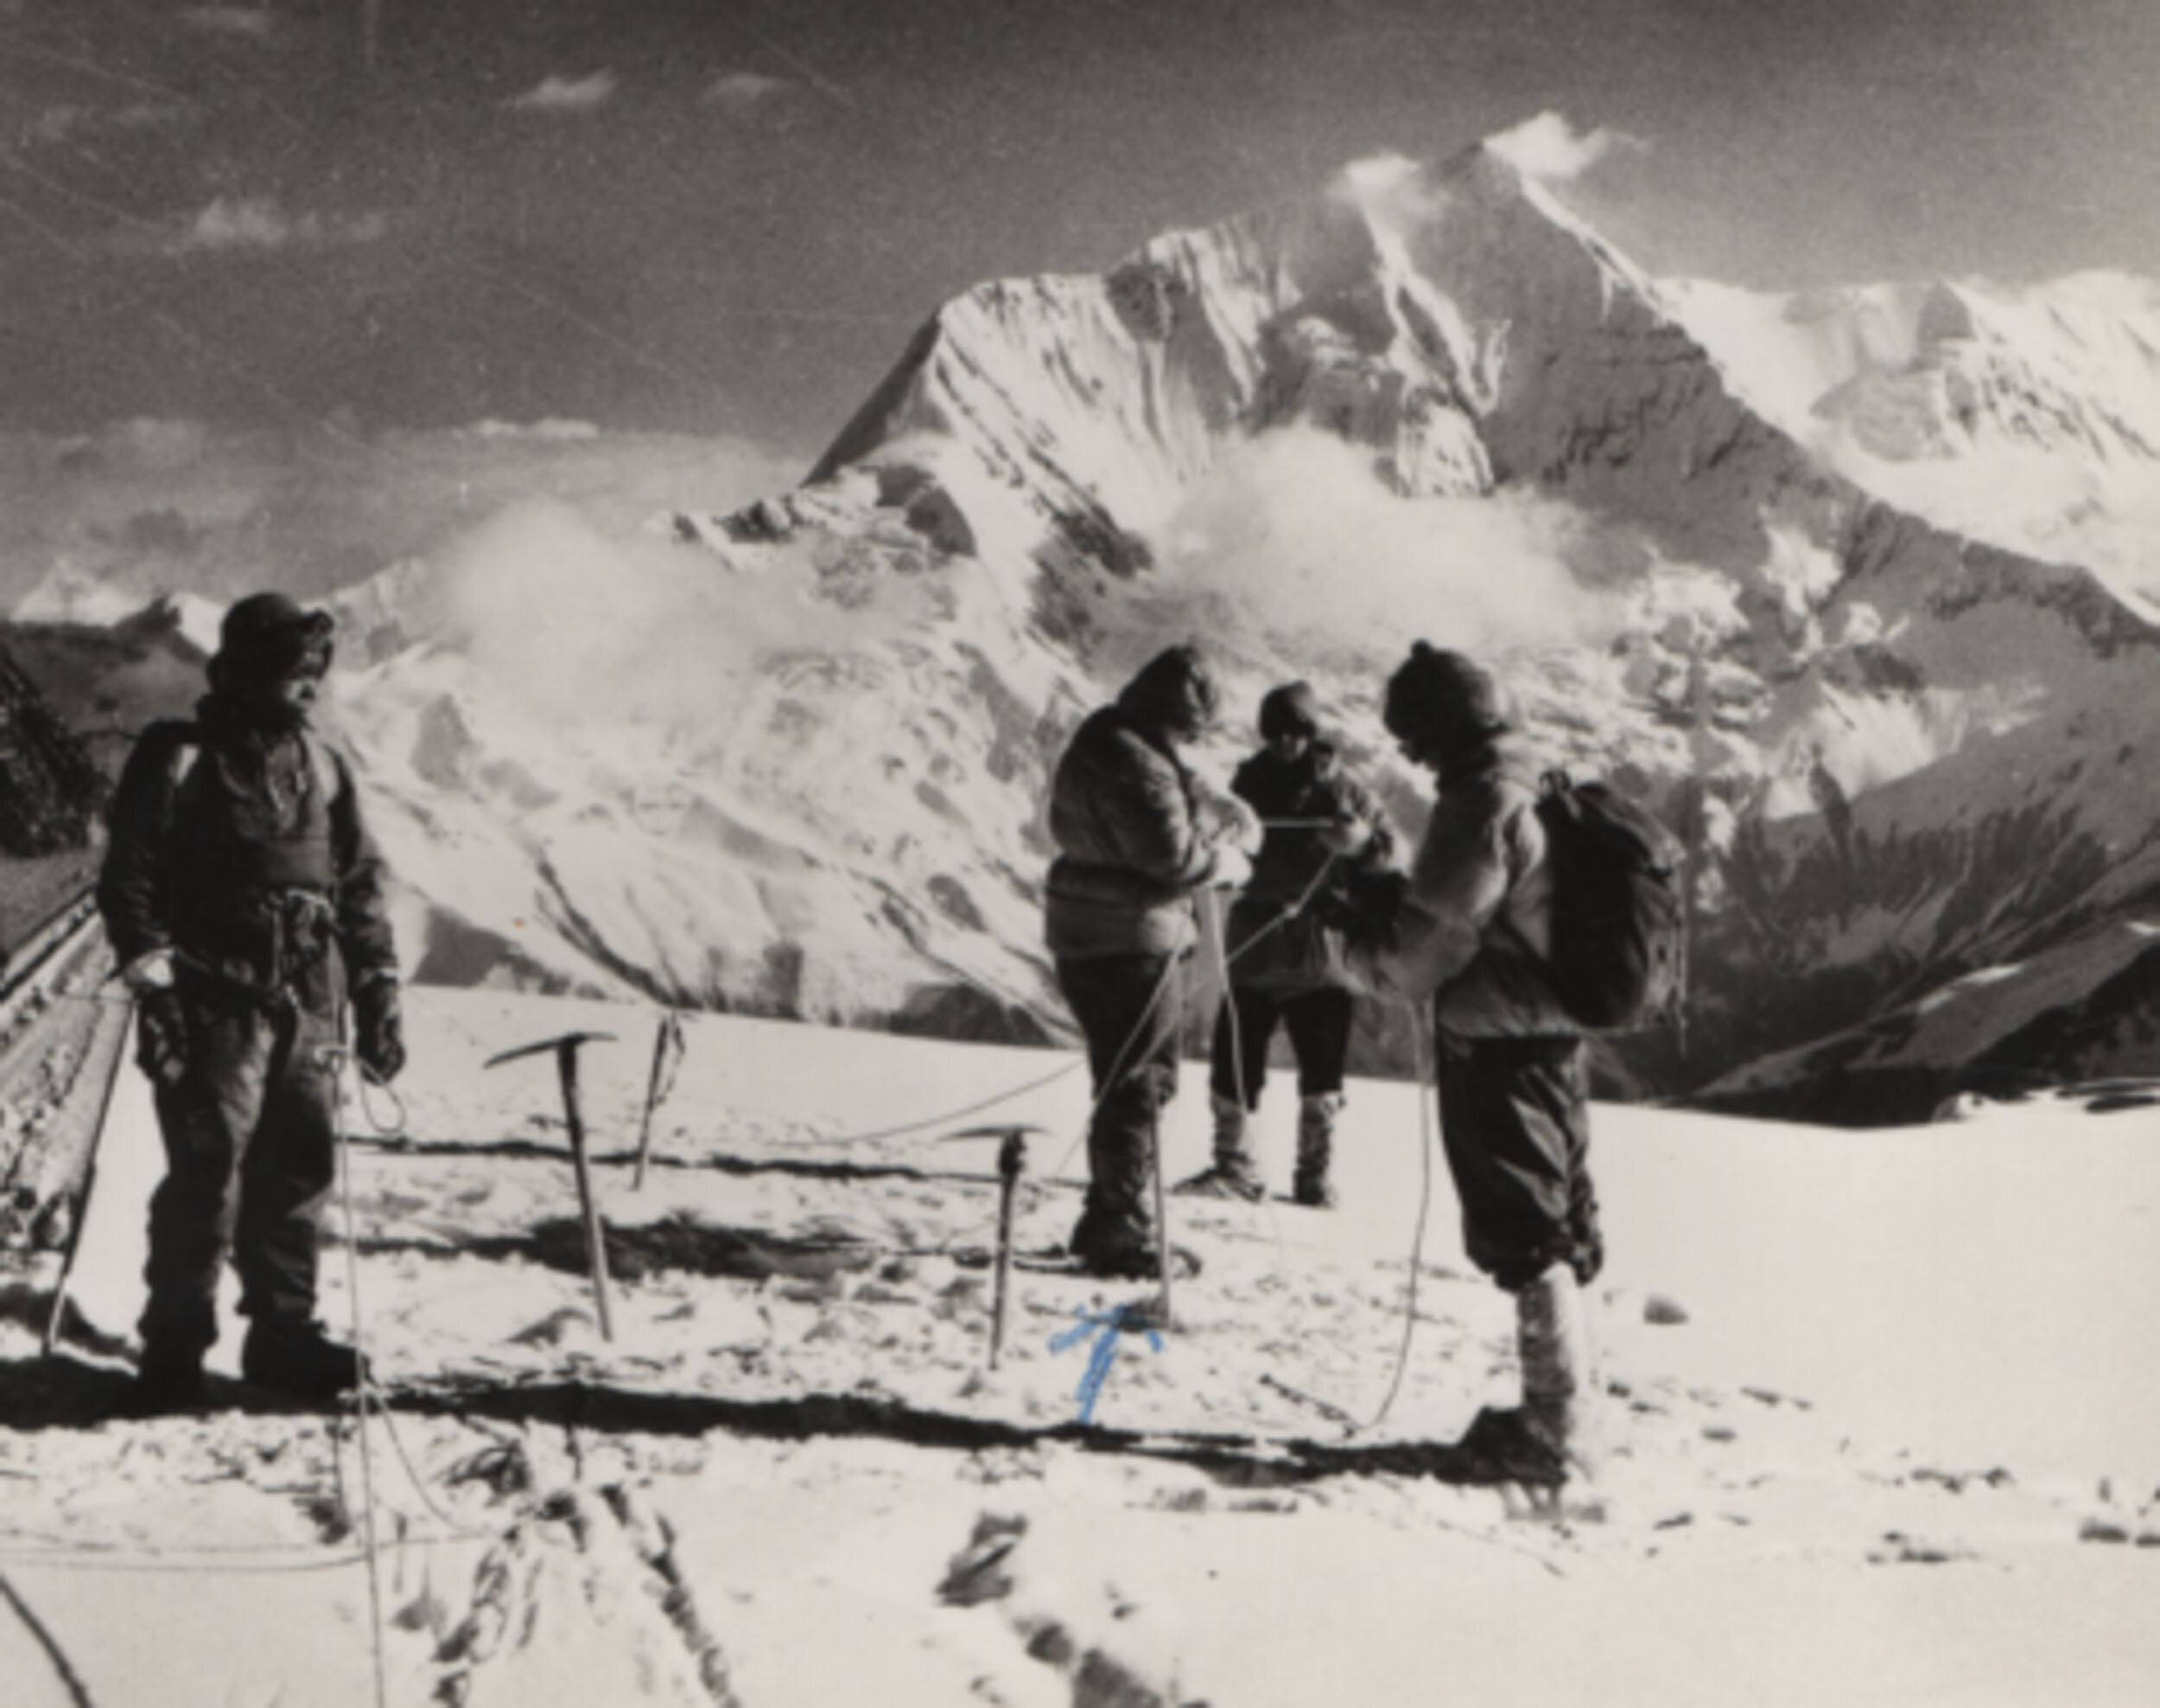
[[9, 987, 2158, 1705]]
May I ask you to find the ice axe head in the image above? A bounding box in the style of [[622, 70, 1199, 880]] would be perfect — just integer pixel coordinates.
[[943, 1122, 1043, 1178], [484, 1030, 617, 1071]]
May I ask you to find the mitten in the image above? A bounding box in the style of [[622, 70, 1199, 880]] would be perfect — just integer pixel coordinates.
[[1318, 816, 1372, 856], [353, 978, 406, 1083], [135, 986, 190, 1089], [1337, 868, 1412, 953]]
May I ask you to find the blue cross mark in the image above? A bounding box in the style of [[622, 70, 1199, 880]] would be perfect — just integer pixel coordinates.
[[1049, 1301, 1164, 1424]]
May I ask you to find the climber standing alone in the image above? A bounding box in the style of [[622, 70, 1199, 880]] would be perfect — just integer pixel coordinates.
[[98, 592, 406, 1414]]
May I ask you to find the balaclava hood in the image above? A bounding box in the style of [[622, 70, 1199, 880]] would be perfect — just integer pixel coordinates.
[[207, 593, 334, 691], [1117, 643, 1219, 743], [203, 592, 335, 733]]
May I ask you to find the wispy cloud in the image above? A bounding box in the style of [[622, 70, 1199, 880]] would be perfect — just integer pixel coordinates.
[[179, 6, 276, 41], [31, 102, 193, 146], [0, 418, 807, 614], [1487, 111, 1641, 185], [505, 71, 619, 114], [154, 195, 389, 256], [702, 70, 794, 122], [1146, 428, 1622, 666]]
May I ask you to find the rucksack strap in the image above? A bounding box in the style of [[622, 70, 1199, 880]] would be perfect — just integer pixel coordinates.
[[167, 725, 340, 803]]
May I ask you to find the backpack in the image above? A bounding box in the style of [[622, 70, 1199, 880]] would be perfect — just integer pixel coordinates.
[[1530, 769, 1686, 1032], [164, 721, 340, 805]]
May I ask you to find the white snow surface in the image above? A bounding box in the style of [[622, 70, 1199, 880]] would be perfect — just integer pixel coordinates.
[[6, 987, 2158, 1705]]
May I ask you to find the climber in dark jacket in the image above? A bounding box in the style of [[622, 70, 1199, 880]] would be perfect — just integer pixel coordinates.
[[1174, 681, 1395, 1208], [99, 591, 404, 1414], [1045, 643, 1259, 1279]]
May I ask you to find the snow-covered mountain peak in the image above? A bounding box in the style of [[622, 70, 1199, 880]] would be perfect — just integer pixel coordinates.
[[35, 126, 2160, 1119], [788, 137, 1698, 587]]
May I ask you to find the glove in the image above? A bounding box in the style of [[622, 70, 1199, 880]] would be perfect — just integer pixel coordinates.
[[353, 978, 406, 1083], [1205, 844, 1253, 891], [1333, 868, 1411, 953], [1193, 788, 1263, 857], [1318, 816, 1372, 856], [134, 986, 189, 1089]]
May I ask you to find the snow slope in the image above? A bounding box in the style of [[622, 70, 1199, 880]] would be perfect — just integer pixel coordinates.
[[5, 986, 2158, 1705]]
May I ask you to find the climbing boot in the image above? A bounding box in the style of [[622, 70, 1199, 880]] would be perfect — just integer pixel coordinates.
[[1454, 1403, 1568, 1486], [1293, 1092, 1343, 1207], [1515, 1263, 1599, 1477], [1072, 1236, 1203, 1282], [123, 1340, 207, 1418], [1172, 1093, 1266, 1201], [241, 1317, 367, 1400]]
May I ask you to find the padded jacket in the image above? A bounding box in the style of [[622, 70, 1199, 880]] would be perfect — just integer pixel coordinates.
[[99, 710, 397, 1007], [1223, 743, 1394, 992], [1346, 730, 1578, 1037], [1044, 705, 1248, 959]]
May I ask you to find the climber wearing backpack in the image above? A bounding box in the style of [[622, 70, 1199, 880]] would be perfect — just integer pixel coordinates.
[[98, 592, 403, 1415], [1345, 643, 1614, 1483]]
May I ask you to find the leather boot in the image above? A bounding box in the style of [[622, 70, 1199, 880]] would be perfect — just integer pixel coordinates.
[[1517, 1263, 1598, 1475], [123, 1339, 207, 1417], [1455, 1265, 1598, 1484], [1293, 1092, 1342, 1207], [1172, 1092, 1265, 1201], [242, 1317, 368, 1400]]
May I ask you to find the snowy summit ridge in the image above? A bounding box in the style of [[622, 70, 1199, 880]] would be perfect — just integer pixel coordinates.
[[284, 135, 2160, 1117]]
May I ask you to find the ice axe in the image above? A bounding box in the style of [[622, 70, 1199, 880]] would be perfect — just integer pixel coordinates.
[[945, 1123, 1044, 1368], [486, 1030, 617, 1342]]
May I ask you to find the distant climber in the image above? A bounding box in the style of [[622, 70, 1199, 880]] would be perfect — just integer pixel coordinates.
[[1345, 642, 1603, 1483], [98, 592, 405, 1415], [1044, 643, 1260, 1279], [1173, 681, 1395, 1208]]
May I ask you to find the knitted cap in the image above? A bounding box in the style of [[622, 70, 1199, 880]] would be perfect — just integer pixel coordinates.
[[1382, 642, 1508, 752], [1257, 680, 1322, 742]]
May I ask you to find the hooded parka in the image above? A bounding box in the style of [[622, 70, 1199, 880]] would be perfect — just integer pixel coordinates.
[[98, 594, 399, 1365]]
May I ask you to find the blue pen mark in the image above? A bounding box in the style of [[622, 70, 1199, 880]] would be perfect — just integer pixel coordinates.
[[1049, 1301, 1164, 1423]]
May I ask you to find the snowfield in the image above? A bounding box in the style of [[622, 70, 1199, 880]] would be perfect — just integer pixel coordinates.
[[3, 985, 2157, 1705]]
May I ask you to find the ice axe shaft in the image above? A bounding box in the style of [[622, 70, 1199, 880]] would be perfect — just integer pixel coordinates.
[[1149, 1102, 1174, 1326], [990, 1131, 1024, 1368], [945, 1124, 1041, 1369], [486, 1031, 616, 1341]]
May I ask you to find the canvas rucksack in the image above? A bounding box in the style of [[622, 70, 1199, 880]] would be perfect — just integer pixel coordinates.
[[1530, 769, 1686, 1032]]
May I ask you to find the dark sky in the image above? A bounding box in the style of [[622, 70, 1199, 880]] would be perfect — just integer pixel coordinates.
[[2, 0, 2151, 459]]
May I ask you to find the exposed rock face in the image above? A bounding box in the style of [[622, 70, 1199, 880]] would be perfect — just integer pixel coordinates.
[[0, 640, 105, 856], [63, 140, 2160, 1114]]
